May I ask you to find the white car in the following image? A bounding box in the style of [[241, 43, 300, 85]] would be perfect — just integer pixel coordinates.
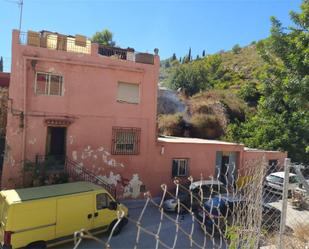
[[265, 172, 299, 195], [163, 180, 227, 212]]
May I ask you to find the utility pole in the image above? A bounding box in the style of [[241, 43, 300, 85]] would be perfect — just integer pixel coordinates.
[[278, 158, 290, 249]]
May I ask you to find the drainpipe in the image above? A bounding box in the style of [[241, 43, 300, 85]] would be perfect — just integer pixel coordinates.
[[21, 56, 27, 179]]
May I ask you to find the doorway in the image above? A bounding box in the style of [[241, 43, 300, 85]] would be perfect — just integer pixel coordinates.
[[220, 155, 230, 184], [216, 151, 238, 187], [46, 127, 66, 164]]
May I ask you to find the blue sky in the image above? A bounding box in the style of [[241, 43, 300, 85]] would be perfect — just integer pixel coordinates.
[[0, 0, 303, 72]]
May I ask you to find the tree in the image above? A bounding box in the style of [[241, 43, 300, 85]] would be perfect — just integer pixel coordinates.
[[232, 44, 241, 54], [227, 0, 309, 163], [172, 53, 177, 61], [183, 47, 192, 63], [92, 29, 116, 46], [166, 61, 211, 96], [202, 50, 206, 57]]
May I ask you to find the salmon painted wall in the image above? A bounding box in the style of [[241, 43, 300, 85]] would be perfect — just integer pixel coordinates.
[[1, 30, 288, 199], [1, 30, 160, 199], [243, 150, 287, 173], [153, 141, 244, 191]]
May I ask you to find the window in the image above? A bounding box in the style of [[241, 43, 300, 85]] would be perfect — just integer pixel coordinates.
[[172, 159, 188, 177], [117, 82, 140, 104], [35, 72, 63, 96], [112, 127, 141, 155], [96, 193, 111, 210]]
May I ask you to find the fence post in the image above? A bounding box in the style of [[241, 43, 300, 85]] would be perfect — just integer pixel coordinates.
[[278, 158, 290, 249]]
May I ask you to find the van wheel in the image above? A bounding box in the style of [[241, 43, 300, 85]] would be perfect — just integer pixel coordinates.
[[108, 220, 123, 236], [26, 241, 46, 249]]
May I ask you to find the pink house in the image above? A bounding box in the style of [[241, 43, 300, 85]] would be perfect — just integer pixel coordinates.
[[1, 30, 287, 198]]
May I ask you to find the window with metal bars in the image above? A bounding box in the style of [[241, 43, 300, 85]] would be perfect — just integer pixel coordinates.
[[35, 72, 63, 96], [112, 127, 141, 155], [172, 158, 189, 177]]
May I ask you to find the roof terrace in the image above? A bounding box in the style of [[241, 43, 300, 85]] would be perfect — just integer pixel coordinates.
[[19, 30, 156, 65]]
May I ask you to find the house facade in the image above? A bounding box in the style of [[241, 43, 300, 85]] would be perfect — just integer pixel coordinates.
[[1, 30, 287, 198]]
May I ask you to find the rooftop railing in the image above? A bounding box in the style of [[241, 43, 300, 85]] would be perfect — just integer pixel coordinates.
[[19, 31, 91, 54], [19, 31, 155, 65]]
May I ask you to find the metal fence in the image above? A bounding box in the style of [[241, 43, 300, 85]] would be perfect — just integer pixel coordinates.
[[62, 158, 309, 249]]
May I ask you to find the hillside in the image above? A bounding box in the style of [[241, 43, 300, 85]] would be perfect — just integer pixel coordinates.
[[158, 0, 309, 164], [158, 44, 262, 139], [160, 44, 265, 91]]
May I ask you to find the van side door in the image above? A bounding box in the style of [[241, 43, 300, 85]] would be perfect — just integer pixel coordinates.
[[56, 194, 94, 238], [92, 193, 117, 231]]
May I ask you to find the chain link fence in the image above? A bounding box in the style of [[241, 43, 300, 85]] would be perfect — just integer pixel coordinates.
[[69, 158, 309, 249]]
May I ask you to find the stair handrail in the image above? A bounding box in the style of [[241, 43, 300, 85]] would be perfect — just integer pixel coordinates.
[[65, 157, 117, 198]]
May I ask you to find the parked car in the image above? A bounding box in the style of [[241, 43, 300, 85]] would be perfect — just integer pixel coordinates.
[[0, 181, 128, 249], [265, 172, 299, 196], [195, 195, 241, 234], [163, 180, 228, 213], [196, 196, 285, 235]]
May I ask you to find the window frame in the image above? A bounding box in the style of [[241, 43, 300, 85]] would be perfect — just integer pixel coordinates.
[[116, 81, 140, 104], [35, 71, 64, 96], [96, 193, 112, 210], [172, 158, 189, 177], [111, 127, 141, 155]]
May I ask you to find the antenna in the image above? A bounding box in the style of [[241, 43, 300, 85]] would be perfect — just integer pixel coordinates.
[[18, 0, 23, 31], [5, 0, 23, 30]]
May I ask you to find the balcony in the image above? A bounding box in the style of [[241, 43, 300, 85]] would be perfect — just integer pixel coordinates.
[[19, 30, 155, 65]]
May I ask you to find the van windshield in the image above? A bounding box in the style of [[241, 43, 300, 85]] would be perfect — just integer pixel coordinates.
[[267, 175, 284, 184]]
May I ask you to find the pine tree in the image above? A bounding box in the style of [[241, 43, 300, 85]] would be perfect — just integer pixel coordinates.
[[172, 53, 177, 61]]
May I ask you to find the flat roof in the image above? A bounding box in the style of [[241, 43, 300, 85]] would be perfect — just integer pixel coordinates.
[[158, 136, 242, 146], [244, 147, 285, 153], [0, 181, 103, 204]]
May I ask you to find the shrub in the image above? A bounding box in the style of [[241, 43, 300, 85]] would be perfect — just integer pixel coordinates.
[[190, 113, 224, 139], [158, 113, 185, 136], [232, 44, 242, 54]]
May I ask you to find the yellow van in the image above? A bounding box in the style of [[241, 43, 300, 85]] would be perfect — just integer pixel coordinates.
[[0, 181, 128, 249]]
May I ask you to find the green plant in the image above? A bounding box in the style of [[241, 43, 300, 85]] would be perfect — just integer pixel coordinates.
[[226, 225, 256, 249], [232, 44, 241, 54]]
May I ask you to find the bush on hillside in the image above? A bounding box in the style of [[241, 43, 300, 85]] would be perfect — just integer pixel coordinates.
[[190, 113, 224, 139], [190, 90, 247, 123], [232, 44, 242, 54], [158, 113, 186, 136]]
